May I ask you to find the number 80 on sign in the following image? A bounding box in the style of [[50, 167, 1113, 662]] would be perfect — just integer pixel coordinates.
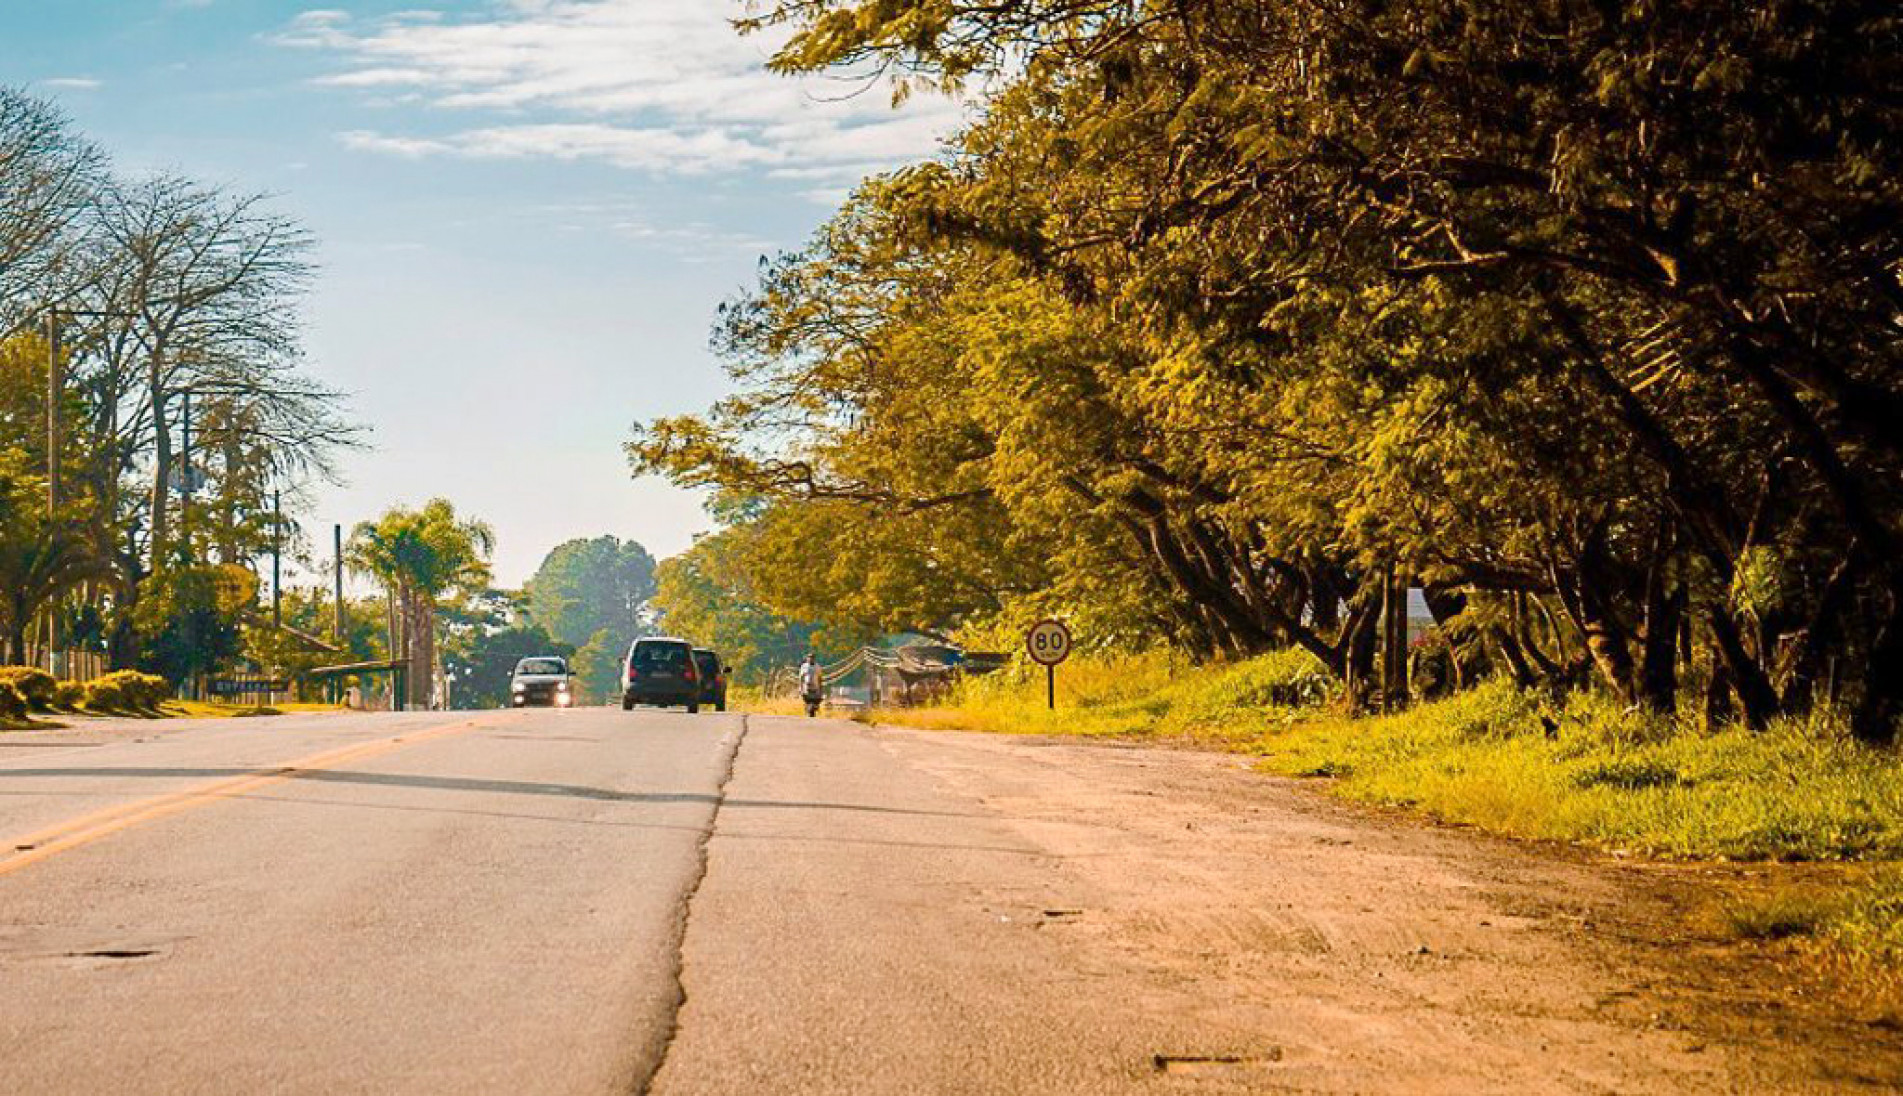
[[1026, 619, 1072, 666]]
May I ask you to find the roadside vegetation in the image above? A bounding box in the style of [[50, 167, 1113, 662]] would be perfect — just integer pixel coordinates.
[[1, 86, 364, 699], [646, 0, 1902, 993], [1, 664, 190, 725], [637, 0, 1903, 749]]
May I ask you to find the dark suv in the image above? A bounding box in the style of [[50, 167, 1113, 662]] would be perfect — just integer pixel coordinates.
[[691, 648, 729, 712], [622, 637, 700, 713]]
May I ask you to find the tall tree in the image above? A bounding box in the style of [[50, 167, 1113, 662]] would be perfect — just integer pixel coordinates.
[[0, 88, 101, 328]]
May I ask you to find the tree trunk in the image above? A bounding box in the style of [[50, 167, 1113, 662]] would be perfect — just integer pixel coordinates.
[[148, 384, 172, 570], [1782, 549, 1858, 713], [1636, 555, 1684, 713], [1556, 569, 1638, 703], [1342, 593, 1379, 712], [408, 592, 435, 710], [1380, 566, 1408, 711], [1492, 626, 1537, 689], [1851, 572, 1903, 747], [1704, 658, 1735, 731], [1709, 611, 1780, 729]]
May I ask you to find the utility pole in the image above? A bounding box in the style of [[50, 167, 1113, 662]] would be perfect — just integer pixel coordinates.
[[332, 523, 344, 644], [44, 310, 61, 675], [44, 309, 60, 516], [271, 489, 283, 626]]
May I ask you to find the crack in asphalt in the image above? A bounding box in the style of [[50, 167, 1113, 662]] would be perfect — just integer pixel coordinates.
[[630, 714, 749, 1096]]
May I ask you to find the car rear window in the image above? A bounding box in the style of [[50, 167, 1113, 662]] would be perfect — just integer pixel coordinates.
[[692, 651, 719, 677], [632, 642, 689, 667]]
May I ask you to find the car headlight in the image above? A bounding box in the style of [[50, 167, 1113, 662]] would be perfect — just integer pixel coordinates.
[[512, 682, 525, 692], [556, 682, 569, 692]]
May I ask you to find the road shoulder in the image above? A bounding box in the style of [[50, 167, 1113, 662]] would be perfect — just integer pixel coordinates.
[[657, 717, 1903, 1094]]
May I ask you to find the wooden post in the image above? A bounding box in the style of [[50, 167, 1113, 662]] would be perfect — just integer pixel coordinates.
[[332, 524, 345, 644]]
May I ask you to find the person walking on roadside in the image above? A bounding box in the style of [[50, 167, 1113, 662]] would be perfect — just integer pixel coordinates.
[[799, 653, 824, 718]]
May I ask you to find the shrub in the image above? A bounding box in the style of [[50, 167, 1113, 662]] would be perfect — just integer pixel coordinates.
[[50, 680, 84, 710], [82, 678, 128, 711], [0, 682, 26, 723], [90, 670, 171, 709], [0, 666, 58, 710]]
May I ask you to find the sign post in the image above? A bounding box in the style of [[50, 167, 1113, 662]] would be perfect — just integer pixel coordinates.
[[1025, 619, 1072, 710]]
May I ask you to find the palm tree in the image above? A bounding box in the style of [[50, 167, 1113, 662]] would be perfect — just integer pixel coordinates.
[[348, 499, 493, 709]]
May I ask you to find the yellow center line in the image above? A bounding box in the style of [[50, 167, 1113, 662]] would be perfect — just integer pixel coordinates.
[[0, 715, 507, 880]]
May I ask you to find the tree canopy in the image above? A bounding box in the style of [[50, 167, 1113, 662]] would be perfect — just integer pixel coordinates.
[[636, 0, 1903, 740]]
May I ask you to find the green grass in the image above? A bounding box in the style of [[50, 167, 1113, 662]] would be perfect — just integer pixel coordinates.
[[877, 653, 1903, 979], [1253, 679, 1903, 862]]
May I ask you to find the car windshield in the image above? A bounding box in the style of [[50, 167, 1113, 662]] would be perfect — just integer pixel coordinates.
[[517, 658, 566, 675], [632, 644, 688, 667]]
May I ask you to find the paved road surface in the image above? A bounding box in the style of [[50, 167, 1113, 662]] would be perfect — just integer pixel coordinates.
[[2, 708, 1895, 1094]]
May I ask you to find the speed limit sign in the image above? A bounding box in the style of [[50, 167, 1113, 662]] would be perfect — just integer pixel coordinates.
[[1026, 619, 1071, 710], [1026, 619, 1072, 666]]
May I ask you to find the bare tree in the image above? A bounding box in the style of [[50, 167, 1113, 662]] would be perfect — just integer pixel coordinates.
[[91, 175, 345, 570], [0, 88, 103, 330]]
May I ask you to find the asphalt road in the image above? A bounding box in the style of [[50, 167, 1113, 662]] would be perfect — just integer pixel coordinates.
[[2, 708, 1895, 1095]]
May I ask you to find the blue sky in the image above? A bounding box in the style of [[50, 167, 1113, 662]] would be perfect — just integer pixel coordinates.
[[2, 1, 959, 585]]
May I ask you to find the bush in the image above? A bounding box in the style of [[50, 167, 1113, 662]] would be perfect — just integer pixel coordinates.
[[82, 678, 128, 711], [111, 670, 170, 709], [0, 666, 58, 710], [50, 680, 84, 710], [81, 671, 170, 712], [0, 682, 26, 723]]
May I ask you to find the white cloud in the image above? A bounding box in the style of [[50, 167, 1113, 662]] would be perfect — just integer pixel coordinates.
[[42, 77, 103, 90], [341, 122, 781, 174], [336, 130, 450, 158], [281, 2, 962, 190]]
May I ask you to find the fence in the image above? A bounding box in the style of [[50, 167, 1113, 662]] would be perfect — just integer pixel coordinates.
[[15, 646, 110, 684], [198, 674, 293, 707], [777, 645, 1005, 709]]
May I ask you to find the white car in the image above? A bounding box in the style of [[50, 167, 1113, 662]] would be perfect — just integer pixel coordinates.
[[510, 656, 575, 708]]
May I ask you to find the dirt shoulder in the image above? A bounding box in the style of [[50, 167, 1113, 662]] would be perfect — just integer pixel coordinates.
[[868, 723, 1902, 1092]]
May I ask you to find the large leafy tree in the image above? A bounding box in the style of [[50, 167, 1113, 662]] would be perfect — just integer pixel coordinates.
[[129, 563, 255, 684]]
